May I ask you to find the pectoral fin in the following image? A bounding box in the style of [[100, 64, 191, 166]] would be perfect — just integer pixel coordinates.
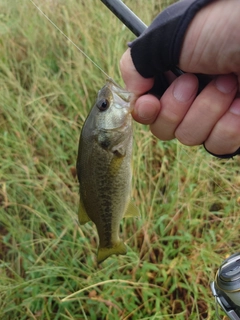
[[78, 198, 91, 225], [112, 144, 126, 157], [124, 200, 140, 218]]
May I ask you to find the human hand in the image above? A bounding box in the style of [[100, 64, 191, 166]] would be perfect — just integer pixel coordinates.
[[120, 0, 240, 156]]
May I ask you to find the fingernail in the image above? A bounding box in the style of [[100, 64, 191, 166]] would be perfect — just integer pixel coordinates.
[[215, 75, 237, 93], [173, 75, 197, 102]]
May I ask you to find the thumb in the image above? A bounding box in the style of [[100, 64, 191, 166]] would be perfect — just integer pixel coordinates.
[[120, 48, 154, 95]]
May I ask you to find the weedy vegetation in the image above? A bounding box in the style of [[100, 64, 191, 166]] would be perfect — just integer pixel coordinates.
[[0, 0, 239, 319]]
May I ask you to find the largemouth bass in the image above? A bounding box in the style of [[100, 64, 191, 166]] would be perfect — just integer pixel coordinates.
[[76, 79, 139, 264]]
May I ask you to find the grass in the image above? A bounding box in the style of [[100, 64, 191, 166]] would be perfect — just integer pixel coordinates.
[[0, 0, 239, 319]]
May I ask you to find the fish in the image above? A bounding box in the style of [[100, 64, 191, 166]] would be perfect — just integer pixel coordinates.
[[76, 79, 139, 264]]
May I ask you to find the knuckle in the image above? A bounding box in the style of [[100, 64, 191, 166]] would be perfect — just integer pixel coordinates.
[[224, 125, 240, 142], [161, 109, 182, 126], [219, 113, 240, 140], [204, 115, 240, 154], [150, 126, 174, 141], [175, 128, 199, 146]]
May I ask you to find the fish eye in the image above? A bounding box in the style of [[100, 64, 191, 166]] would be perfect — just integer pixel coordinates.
[[97, 99, 109, 112]]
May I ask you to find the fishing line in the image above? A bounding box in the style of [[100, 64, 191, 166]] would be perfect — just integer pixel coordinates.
[[29, 0, 111, 79], [29, 0, 235, 200]]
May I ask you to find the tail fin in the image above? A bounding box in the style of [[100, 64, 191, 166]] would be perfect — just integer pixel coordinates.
[[97, 241, 127, 264]]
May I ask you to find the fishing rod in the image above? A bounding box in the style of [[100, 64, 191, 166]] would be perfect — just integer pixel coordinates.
[[100, 0, 147, 37]]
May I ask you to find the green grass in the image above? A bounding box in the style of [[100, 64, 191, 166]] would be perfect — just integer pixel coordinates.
[[0, 0, 239, 319]]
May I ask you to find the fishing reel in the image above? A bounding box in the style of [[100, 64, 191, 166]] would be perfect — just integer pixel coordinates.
[[211, 252, 240, 319]]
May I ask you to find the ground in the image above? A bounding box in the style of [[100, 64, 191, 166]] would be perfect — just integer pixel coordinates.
[[0, 1, 239, 319]]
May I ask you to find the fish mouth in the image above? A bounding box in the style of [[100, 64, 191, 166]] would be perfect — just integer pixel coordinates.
[[106, 78, 133, 113]]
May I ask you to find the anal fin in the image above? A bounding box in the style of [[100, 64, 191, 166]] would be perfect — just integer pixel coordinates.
[[78, 198, 91, 225], [123, 200, 140, 218]]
